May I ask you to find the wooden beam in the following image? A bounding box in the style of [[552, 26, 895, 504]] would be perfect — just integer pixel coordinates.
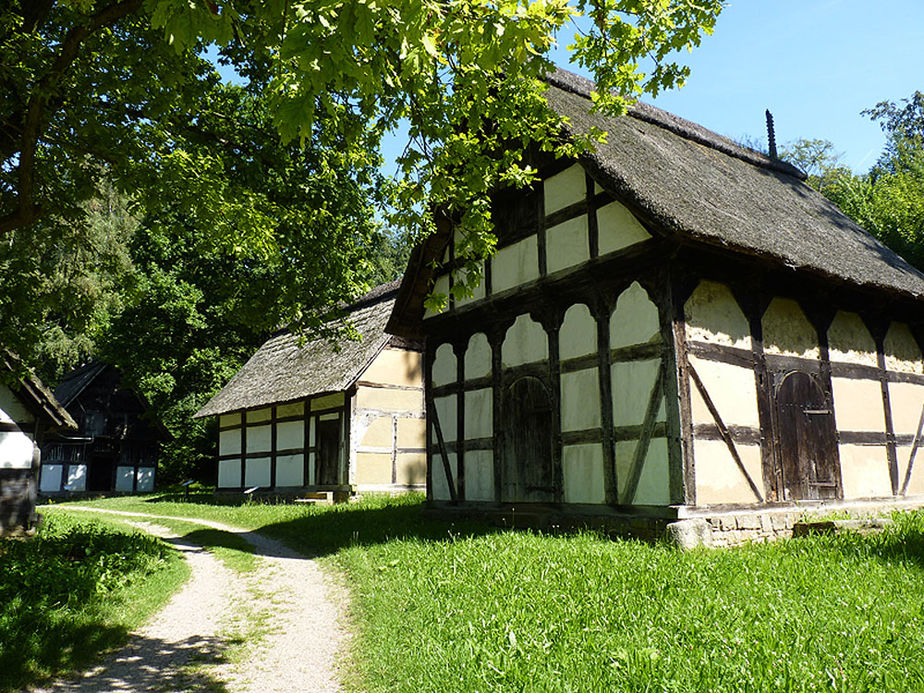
[[621, 362, 664, 504], [902, 404, 924, 495], [426, 390, 457, 503], [595, 306, 618, 504]]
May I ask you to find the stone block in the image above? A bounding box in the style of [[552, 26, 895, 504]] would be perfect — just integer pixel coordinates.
[[736, 514, 761, 530], [665, 519, 713, 550]]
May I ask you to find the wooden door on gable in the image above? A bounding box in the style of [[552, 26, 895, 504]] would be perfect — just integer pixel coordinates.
[[502, 376, 555, 502], [774, 371, 840, 500]]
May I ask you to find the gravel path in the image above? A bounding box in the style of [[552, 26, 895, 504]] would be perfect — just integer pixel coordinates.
[[37, 507, 348, 693]]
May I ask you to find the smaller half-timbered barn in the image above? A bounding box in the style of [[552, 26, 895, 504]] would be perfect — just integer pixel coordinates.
[[39, 362, 169, 494], [387, 69, 924, 544], [195, 281, 426, 496], [1, 353, 76, 534]]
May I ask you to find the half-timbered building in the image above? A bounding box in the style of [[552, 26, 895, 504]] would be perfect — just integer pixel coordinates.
[[195, 281, 426, 496], [387, 69, 924, 543]]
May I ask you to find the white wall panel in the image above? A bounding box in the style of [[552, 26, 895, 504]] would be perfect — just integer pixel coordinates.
[[832, 377, 886, 432], [136, 467, 154, 492], [633, 437, 670, 505], [688, 356, 759, 428], [885, 322, 924, 374], [561, 369, 600, 431], [433, 396, 457, 442], [219, 428, 241, 456], [115, 466, 134, 492], [275, 454, 304, 487], [424, 274, 451, 319], [693, 440, 763, 505], [455, 262, 487, 307], [0, 386, 33, 424], [465, 333, 492, 379], [464, 450, 494, 501], [432, 343, 457, 387], [839, 444, 892, 498], [219, 412, 241, 427], [464, 388, 493, 439], [502, 314, 547, 367], [65, 464, 87, 492], [546, 216, 589, 274], [218, 459, 241, 488], [246, 425, 272, 453], [559, 303, 597, 360], [431, 451, 457, 501], [276, 420, 304, 450], [492, 235, 539, 294], [762, 298, 819, 359], [247, 407, 272, 423], [612, 359, 661, 427], [684, 281, 751, 350], [276, 401, 304, 418], [245, 457, 271, 487], [610, 282, 659, 349], [544, 164, 586, 214], [828, 311, 877, 366], [596, 201, 650, 255], [40, 464, 62, 492], [562, 443, 605, 504], [0, 430, 34, 469]]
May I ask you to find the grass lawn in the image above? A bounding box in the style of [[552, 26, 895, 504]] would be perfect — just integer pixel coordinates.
[[0, 512, 189, 692], [50, 493, 924, 692]]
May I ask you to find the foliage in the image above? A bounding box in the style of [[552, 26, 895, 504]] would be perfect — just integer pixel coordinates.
[[0, 513, 187, 691], [780, 137, 852, 192]]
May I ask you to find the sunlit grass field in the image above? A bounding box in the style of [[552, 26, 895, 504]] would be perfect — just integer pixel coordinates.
[[48, 493, 924, 692]]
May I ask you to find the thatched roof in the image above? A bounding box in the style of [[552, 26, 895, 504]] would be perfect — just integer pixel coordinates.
[[1, 351, 76, 431], [195, 281, 406, 418], [388, 68, 924, 337]]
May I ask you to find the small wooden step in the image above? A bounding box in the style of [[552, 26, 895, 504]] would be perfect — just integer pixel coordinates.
[[294, 491, 334, 505]]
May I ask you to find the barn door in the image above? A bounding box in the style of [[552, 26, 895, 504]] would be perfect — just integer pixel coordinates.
[[775, 371, 840, 500], [316, 418, 341, 485], [502, 376, 555, 502]]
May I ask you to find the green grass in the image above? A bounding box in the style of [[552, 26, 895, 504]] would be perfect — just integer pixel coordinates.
[[0, 512, 189, 692], [49, 493, 924, 692]]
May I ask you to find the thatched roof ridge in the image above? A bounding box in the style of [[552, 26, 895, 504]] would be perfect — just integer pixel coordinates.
[[195, 281, 406, 418]]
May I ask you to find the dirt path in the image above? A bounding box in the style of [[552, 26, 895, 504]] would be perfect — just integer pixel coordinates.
[[37, 507, 348, 693]]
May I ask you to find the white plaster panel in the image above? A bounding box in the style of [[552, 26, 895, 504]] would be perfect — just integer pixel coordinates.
[[363, 348, 423, 388], [827, 311, 877, 366], [546, 215, 589, 274], [275, 454, 304, 487], [831, 377, 886, 433], [561, 368, 601, 432], [633, 437, 671, 506], [492, 235, 539, 294], [217, 459, 241, 488], [839, 444, 892, 499], [115, 466, 134, 492], [65, 464, 87, 492], [0, 430, 34, 469], [884, 322, 924, 374], [0, 386, 32, 424], [433, 396, 457, 442], [762, 298, 820, 359], [308, 451, 316, 484], [465, 333, 492, 380], [464, 388, 493, 439], [596, 201, 651, 255], [246, 407, 272, 423], [219, 428, 241, 456], [311, 392, 345, 411], [246, 425, 272, 453], [611, 358, 660, 428], [245, 457, 272, 488], [693, 440, 764, 505], [424, 274, 451, 319], [684, 281, 752, 350], [276, 420, 305, 450], [544, 164, 586, 215], [610, 282, 660, 349], [897, 445, 924, 496], [688, 356, 760, 428], [464, 450, 495, 501], [136, 467, 154, 492], [276, 401, 305, 418], [40, 464, 62, 492], [219, 412, 241, 427], [562, 443, 605, 504], [431, 451, 457, 501], [889, 381, 924, 435], [455, 262, 487, 307], [559, 303, 597, 360], [432, 343, 457, 387], [502, 314, 548, 367]]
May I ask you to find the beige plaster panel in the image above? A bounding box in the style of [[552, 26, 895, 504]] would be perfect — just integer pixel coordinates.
[[693, 440, 764, 506], [246, 425, 272, 453], [884, 322, 924, 374], [492, 235, 539, 294], [544, 164, 586, 215], [311, 392, 345, 411], [502, 314, 548, 367], [464, 388, 493, 440], [897, 445, 924, 496], [546, 216, 589, 274], [827, 311, 877, 366], [244, 457, 271, 487], [396, 453, 427, 486], [889, 381, 924, 435], [611, 358, 662, 428], [762, 297, 820, 359], [688, 355, 759, 428], [465, 333, 492, 380], [464, 450, 495, 501], [597, 201, 651, 256], [684, 281, 752, 350], [355, 452, 392, 485], [397, 417, 426, 449], [433, 395, 457, 442], [246, 407, 272, 423], [219, 428, 241, 456], [276, 420, 304, 450], [455, 262, 487, 307], [560, 303, 597, 360], [355, 386, 422, 413], [276, 401, 304, 418], [610, 282, 660, 349], [562, 443, 606, 504], [275, 454, 304, 487], [0, 386, 34, 425], [839, 444, 892, 499], [431, 451, 457, 501], [219, 412, 241, 428], [432, 343, 456, 387], [360, 416, 394, 448], [633, 437, 671, 506], [831, 377, 886, 433], [424, 274, 450, 319], [561, 368, 601, 432], [363, 348, 423, 388]]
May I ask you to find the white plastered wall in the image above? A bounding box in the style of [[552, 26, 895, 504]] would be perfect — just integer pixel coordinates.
[[884, 323, 924, 496], [762, 297, 820, 359], [596, 201, 651, 256]]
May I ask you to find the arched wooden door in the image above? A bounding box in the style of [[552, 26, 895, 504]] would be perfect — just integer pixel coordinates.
[[775, 371, 840, 500], [502, 376, 555, 502]]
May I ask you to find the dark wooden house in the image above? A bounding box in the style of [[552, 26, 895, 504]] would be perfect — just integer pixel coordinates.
[[1, 353, 76, 534], [39, 362, 169, 494], [387, 69, 924, 544], [195, 282, 426, 495]]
